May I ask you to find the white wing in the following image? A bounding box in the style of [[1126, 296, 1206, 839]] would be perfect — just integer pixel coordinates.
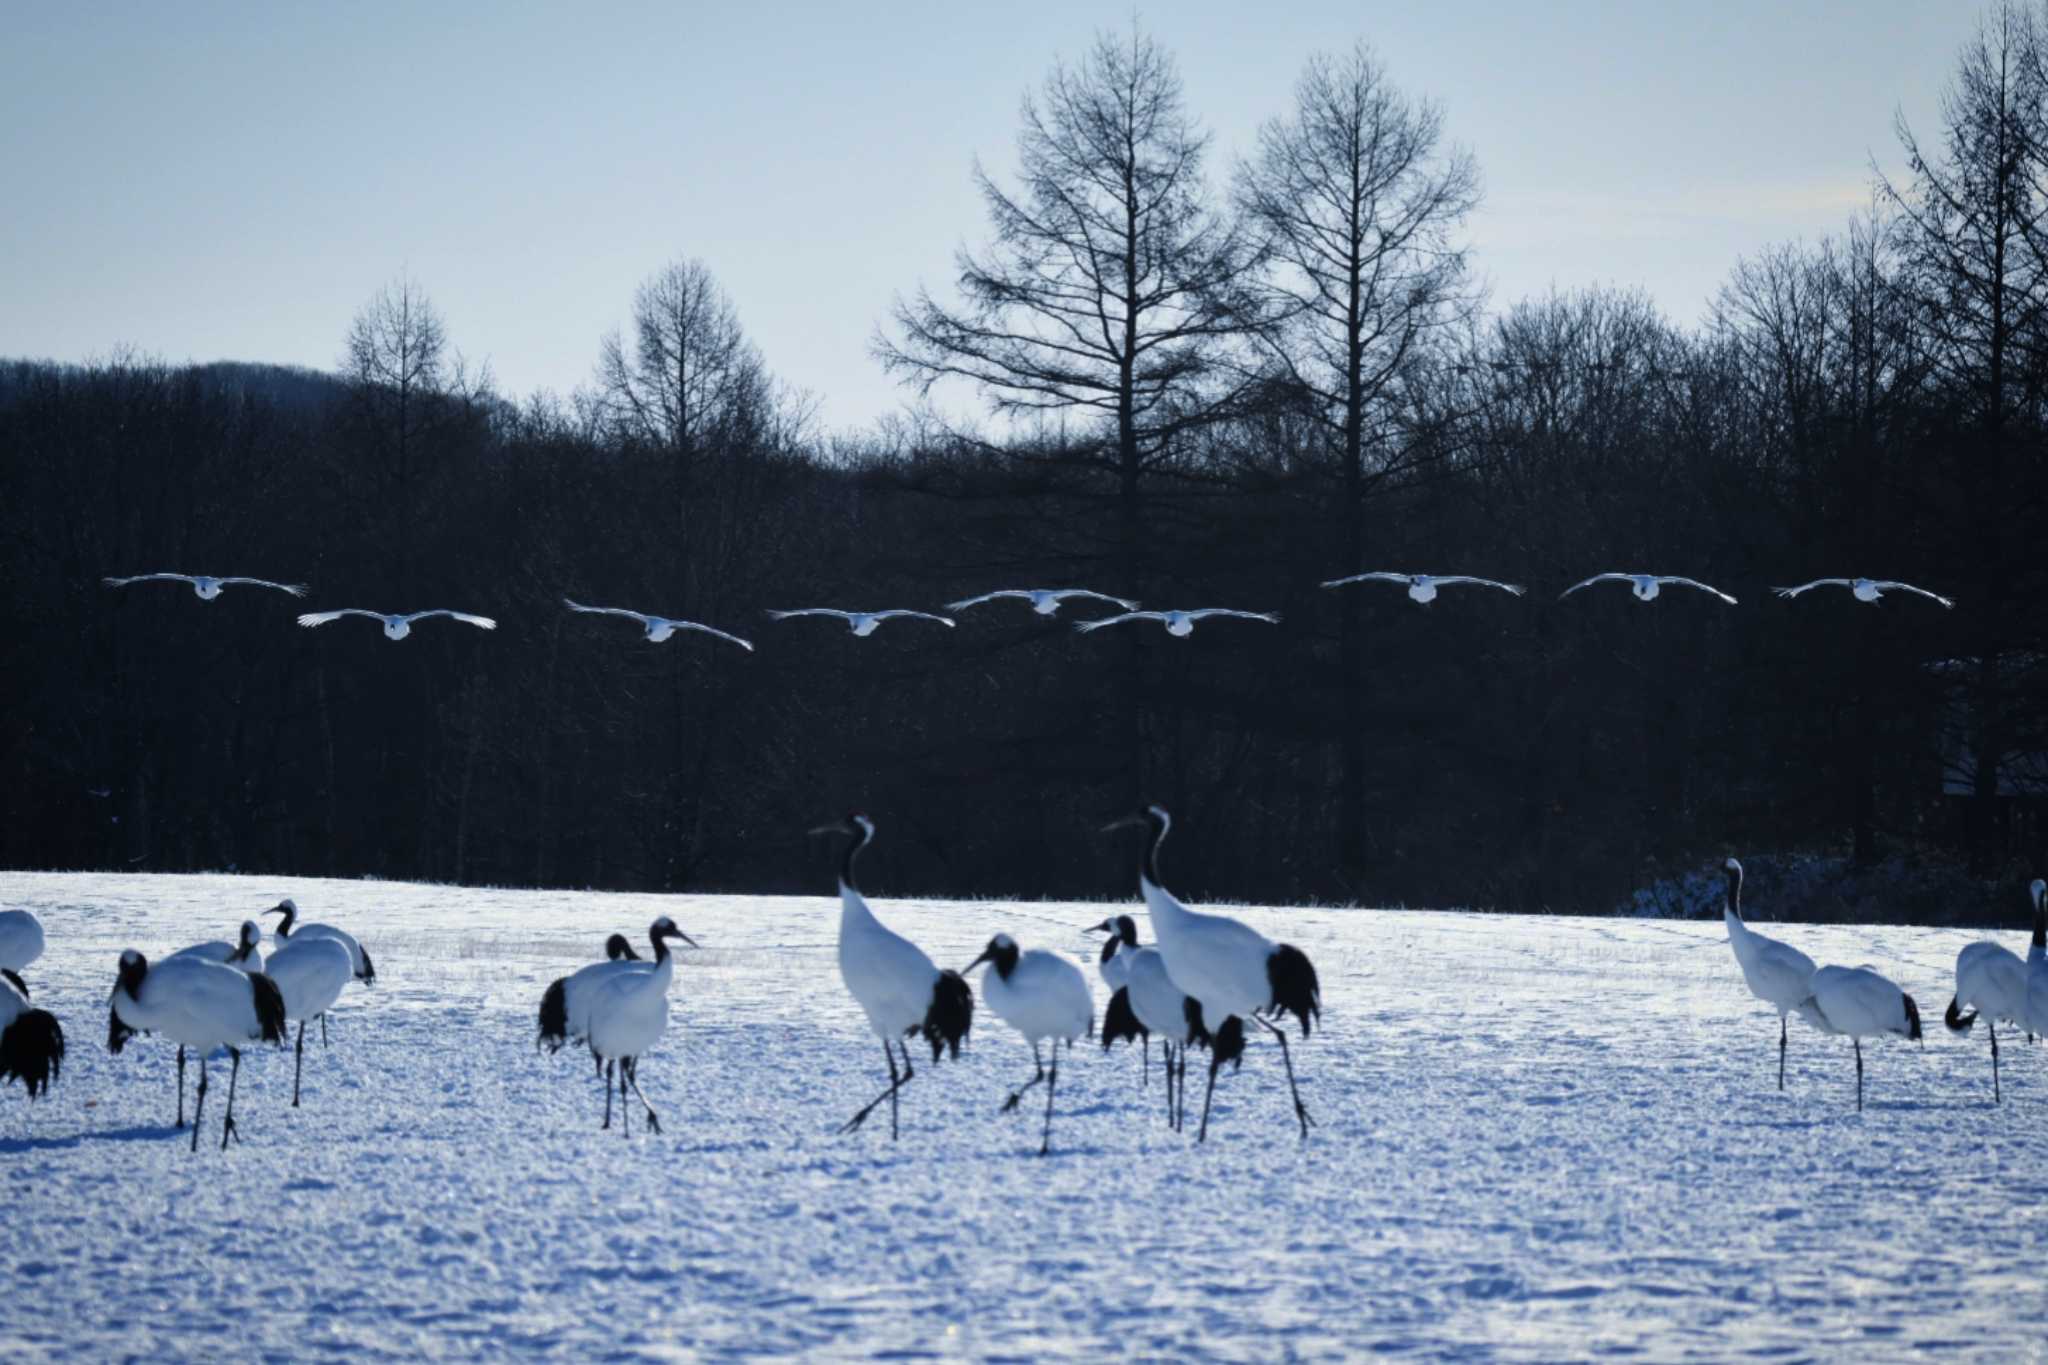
[[103, 572, 199, 588], [404, 610, 497, 630], [672, 620, 755, 651], [1433, 576, 1526, 596], [945, 590, 1030, 611], [217, 577, 310, 597], [1319, 571, 1412, 589], [1559, 573, 1630, 598], [1773, 579, 1847, 599], [563, 599, 654, 625], [1871, 580, 1954, 608], [1659, 577, 1738, 604], [297, 609, 386, 628], [870, 610, 955, 627], [1051, 589, 1141, 609], [1183, 609, 1281, 624], [1076, 612, 1162, 633], [767, 608, 855, 621]]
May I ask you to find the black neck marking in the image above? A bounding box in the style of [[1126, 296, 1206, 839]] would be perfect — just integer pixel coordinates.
[[2033, 886, 2045, 951], [1141, 812, 1167, 886], [1724, 865, 1743, 922]]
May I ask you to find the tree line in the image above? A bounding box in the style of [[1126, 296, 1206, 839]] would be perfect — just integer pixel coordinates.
[[3, 12, 2045, 918]]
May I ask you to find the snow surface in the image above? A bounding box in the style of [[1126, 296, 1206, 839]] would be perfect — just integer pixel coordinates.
[[1, 871, 2044, 1360]]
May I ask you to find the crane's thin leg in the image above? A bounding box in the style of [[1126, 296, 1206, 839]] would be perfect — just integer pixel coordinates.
[[292, 1021, 306, 1107], [1198, 1053, 1220, 1144], [602, 1058, 614, 1130], [627, 1057, 660, 1135], [190, 1054, 209, 1154], [1854, 1038, 1864, 1112], [1040, 1051, 1058, 1156], [321, 1013, 329, 1049], [1254, 1015, 1316, 1140], [176, 1045, 187, 1129], [593, 1046, 603, 1079], [619, 1059, 631, 1138], [221, 1049, 243, 1149], [1778, 1016, 1787, 1091], [840, 1041, 912, 1137], [1002, 1042, 1047, 1112], [1990, 1021, 2001, 1105], [1163, 1042, 1176, 1126], [1142, 1035, 1149, 1089]]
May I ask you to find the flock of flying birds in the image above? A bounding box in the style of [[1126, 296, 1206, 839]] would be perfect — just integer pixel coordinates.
[[3, 810, 2043, 1153], [97, 569, 1959, 652]]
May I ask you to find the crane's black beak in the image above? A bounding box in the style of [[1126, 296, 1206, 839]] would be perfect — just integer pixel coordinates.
[[1084, 918, 1114, 934], [1101, 814, 1146, 834], [261, 904, 285, 917], [808, 822, 847, 838], [669, 928, 700, 949], [962, 947, 993, 974]]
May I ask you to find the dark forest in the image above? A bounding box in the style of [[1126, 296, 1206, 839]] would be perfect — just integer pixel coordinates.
[[4, 20, 2045, 918]]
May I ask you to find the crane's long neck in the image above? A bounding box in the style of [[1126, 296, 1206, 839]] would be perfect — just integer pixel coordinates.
[[276, 904, 297, 936], [840, 824, 872, 893], [1138, 817, 1194, 939], [1723, 870, 1745, 926], [2033, 888, 2045, 955]]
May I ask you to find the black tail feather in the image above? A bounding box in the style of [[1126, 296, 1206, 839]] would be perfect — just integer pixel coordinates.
[[1102, 986, 1147, 1051], [106, 1002, 136, 1055], [2, 1007, 65, 1098], [538, 977, 570, 1052], [1266, 944, 1321, 1039], [249, 971, 289, 1045], [1182, 995, 1213, 1047], [921, 969, 973, 1062], [357, 945, 376, 985], [1207, 1015, 1246, 1075], [1944, 996, 1978, 1034]]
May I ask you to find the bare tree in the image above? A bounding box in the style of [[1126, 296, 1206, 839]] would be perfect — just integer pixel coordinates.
[[1236, 43, 1478, 882], [597, 258, 772, 465], [1880, 1, 2048, 869], [877, 24, 1256, 574], [343, 273, 448, 507]]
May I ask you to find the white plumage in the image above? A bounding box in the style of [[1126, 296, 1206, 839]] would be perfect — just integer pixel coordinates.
[[296, 608, 497, 640], [767, 608, 954, 637], [1075, 608, 1279, 637], [966, 933, 1093, 1156], [264, 936, 356, 1108], [947, 588, 1138, 616], [0, 908, 45, 972], [1943, 883, 2039, 1103], [1795, 965, 1924, 1112], [103, 572, 307, 600], [265, 899, 375, 983], [1319, 571, 1524, 604], [168, 920, 265, 973], [818, 814, 974, 1140], [582, 918, 696, 1134], [537, 932, 647, 1071], [1720, 858, 1817, 1090], [1773, 577, 1953, 608], [563, 599, 754, 650], [1110, 805, 1321, 1142], [108, 949, 287, 1150], [1560, 572, 1736, 604], [2020, 881, 2048, 1043], [1095, 916, 1204, 1130]]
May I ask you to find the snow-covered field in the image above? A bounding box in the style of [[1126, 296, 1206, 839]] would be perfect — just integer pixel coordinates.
[[1, 871, 2043, 1360]]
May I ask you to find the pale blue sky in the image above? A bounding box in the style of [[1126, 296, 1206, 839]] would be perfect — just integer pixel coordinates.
[[0, 2, 1963, 431]]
